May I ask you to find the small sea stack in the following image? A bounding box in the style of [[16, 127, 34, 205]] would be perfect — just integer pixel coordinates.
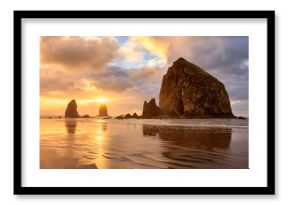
[[65, 99, 79, 118], [99, 104, 108, 116], [142, 98, 163, 118]]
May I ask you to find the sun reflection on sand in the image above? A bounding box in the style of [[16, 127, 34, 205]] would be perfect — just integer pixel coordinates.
[[40, 118, 248, 169], [93, 120, 107, 168]]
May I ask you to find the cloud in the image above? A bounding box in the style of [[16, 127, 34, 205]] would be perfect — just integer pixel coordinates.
[[40, 36, 119, 71], [131, 36, 169, 64], [149, 36, 249, 107], [128, 66, 165, 84], [40, 36, 249, 116], [112, 37, 167, 70], [231, 100, 249, 117], [87, 66, 133, 92], [40, 65, 93, 98], [117, 38, 144, 62], [86, 65, 164, 94]]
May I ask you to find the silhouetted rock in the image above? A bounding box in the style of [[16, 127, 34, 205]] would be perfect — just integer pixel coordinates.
[[99, 104, 108, 116], [115, 115, 125, 119], [65, 100, 79, 118], [132, 113, 139, 118], [125, 113, 132, 118], [116, 113, 140, 119], [142, 98, 163, 118], [82, 114, 90, 118], [159, 58, 234, 118]]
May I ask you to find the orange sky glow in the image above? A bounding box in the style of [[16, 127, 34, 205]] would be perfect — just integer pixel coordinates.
[[40, 36, 249, 117]]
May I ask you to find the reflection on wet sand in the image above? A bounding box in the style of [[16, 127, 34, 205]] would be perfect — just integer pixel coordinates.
[[40, 119, 98, 169], [143, 125, 232, 149], [40, 118, 248, 169], [65, 119, 77, 133], [143, 125, 236, 169]]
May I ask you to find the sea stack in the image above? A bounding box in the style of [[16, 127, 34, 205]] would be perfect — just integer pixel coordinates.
[[159, 57, 233, 118], [65, 99, 79, 118], [99, 104, 108, 116], [142, 98, 163, 118]]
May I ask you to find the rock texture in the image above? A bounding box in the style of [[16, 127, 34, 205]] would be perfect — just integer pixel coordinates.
[[65, 99, 79, 118], [99, 104, 108, 116], [159, 58, 233, 118], [142, 98, 163, 118]]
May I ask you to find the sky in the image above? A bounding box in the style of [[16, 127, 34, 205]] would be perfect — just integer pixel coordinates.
[[40, 36, 248, 117]]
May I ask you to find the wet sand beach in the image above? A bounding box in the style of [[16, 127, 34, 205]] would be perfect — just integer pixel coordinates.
[[40, 118, 248, 169]]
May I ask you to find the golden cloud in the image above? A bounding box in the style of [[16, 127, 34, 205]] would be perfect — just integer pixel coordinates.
[[40, 36, 119, 71]]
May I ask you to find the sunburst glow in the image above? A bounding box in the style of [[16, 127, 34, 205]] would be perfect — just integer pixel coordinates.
[[96, 97, 108, 103]]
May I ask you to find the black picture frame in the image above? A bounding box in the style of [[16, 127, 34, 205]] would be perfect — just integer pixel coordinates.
[[14, 10, 275, 195]]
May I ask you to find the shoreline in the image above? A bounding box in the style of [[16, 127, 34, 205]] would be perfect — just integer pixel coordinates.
[[40, 115, 248, 120]]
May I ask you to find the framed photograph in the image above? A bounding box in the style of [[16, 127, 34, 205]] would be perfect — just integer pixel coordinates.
[[14, 10, 275, 195]]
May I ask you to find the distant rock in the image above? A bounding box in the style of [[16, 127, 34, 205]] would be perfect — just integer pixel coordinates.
[[132, 113, 139, 119], [115, 115, 125, 120], [142, 98, 163, 118], [159, 58, 234, 118], [99, 104, 108, 116], [65, 99, 79, 118], [82, 114, 90, 118], [125, 113, 131, 118], [115, 113, 140, 119]]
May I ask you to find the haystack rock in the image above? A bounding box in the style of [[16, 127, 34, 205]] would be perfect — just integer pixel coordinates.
[[142, 98, 163, 118], [159, 58, 234, 118], [99, 104, 108, 116], [65, 99, 79, 118]]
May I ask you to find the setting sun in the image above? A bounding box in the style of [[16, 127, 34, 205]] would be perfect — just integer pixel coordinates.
[[96, 97, 108, 103]]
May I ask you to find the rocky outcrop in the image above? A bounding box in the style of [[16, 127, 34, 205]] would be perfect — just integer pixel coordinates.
[[115, 113, 140, 119], [142, 98, 163, 118], [99, 104, 108, 116], [159, 58, 233, 118], [132, 113, 139, 118], [65, 99, 79, 118], [115, 115, 125, 120]]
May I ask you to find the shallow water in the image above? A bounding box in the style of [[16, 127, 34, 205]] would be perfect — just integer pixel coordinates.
[[40, 118, 248, 169]]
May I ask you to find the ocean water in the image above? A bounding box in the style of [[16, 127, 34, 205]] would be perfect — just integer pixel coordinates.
[[40, 118, 248, 169]]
